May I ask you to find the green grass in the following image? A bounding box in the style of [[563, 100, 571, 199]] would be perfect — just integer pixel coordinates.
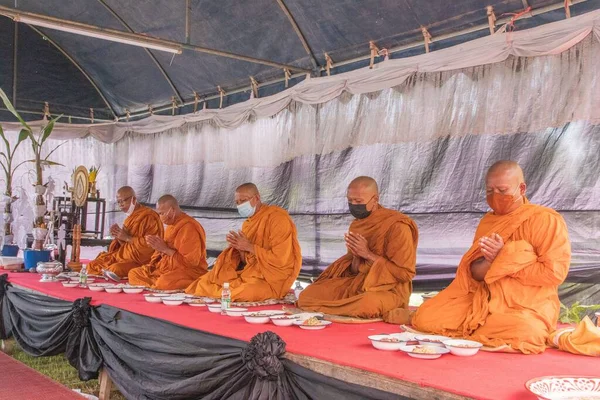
[[4, 340, 126, 399]]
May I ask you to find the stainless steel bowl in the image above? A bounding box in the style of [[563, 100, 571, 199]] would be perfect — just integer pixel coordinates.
[[37, 261, 63, 282]]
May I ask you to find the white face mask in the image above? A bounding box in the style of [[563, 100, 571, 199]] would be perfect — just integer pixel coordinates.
[[125, 199, 136, 216], [237, 200, 256, 218]]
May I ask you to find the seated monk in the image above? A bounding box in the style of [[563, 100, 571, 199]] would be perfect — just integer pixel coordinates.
[[185, 183, 301, 301], [87, 186, 163, 277], [298, 176, 418, 321], [128, 195, 208, 290], [412, 160, 571, 354]]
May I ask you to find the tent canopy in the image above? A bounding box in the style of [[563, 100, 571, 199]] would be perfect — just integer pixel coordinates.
[[1, 0, 599, 122]]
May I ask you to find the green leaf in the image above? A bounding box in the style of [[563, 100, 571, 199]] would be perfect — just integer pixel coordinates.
[[44, 141, 66, 161], [17, 129, 29, 146], [0, 88, 32, 132], [40, 114, 62, 144], [0, 124, 10, 152]]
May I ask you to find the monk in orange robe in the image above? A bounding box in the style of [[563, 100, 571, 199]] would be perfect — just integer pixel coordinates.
[[87, 186, 163, 277], [185, 183, 301, 301], [128, 195, 208, 290], [298, 176, 418, 321], [412, 161, 571, 354]]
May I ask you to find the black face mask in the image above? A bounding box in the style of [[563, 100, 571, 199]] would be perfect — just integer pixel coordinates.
[[348, 203, 372, 219]]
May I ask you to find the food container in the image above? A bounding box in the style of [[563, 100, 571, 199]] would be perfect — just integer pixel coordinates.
[[36, 261, 63, 282], [368, 335, 404, 351], [270, 315, 299, 327], [207, 303, 223, 313], [162, 297, 184, 306], [398, 345, 450, 360], [442, 339, 483, 356], [122, 286, 145, 294], [415, 334, 450, 347], [62, 281, 78, 288], [225, 307, 248, 317], [104, 286, 123, 294]]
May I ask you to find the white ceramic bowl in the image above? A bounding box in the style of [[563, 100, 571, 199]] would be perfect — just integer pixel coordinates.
[[123, 287, 145, 294], [270, 315, 299, 327], [207, 304, 223, 313], [62, 282, 78, 288], [225, 307, 248, 317], [293, 320, 332, 330], [399, 345, 450, 360], [525, 376, 600, 400], [145, 293, 170, 298], [368, 335, 404, 351], [105, 287, 123, 294], [243, 313, 271, 324], [415, 334, 450, 347], [88, 284, 106, 292], [144, 296, 163, 304], [443, 339, 483, 356], [162, 297, 184, 306], [186, 299, 208, 307]]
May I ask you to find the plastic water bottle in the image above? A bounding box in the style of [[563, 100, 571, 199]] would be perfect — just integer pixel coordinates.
[[221, 282, 231, 315], [79, 265, 88, 288]]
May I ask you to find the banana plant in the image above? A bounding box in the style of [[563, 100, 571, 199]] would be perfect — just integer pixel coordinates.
[[0, 87, 64, 229], [0, 124, 29, 238]]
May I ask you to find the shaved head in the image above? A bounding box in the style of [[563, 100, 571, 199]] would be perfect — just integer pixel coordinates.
[[116, 186, 137, 213], [348, 176, 379, 195], [156, 194, 181, 225], [485, 160, 526, 215], [236, 183, 259, 196], [117, 186, 135, 198], [157, 194, 179, 208]]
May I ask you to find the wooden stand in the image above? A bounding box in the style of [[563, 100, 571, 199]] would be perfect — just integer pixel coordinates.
[[67, 224, 82, 271], [98, 368, 113, 400]]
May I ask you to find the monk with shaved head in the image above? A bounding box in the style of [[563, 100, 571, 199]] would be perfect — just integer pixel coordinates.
[[186, 183, 302, 301], [87, 186, 163, 277], [298, 176, 419, 321], [128, 194, 208, 290], [412, 161, 571, 354]]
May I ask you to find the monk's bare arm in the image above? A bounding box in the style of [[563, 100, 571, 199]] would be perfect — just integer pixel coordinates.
[[470, 257, 491, 281]]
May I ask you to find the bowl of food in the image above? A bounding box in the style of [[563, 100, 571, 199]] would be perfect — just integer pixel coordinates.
[[186, 299, 208, 307], [162, 297, 184, 306], [225, 307, 248, 317], [88, 283, 108, 292], [294, 317, 332, 330], [415, 334, 450, 347], [243, 312, 271, 324], [123, 286, 145, 294], [104, 286, 123, 294], [399, 345, 450, 360], [62, 281, 79, 288], [144, 295, 163, 304], [368, 335, 404, 351], [442, 339, 483, 356], [270, 315, 300, 327], [207, 304, 223, 313], [525, 376, 600, 400]]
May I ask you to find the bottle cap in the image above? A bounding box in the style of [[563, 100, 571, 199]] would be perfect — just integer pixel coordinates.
[[223, 282, 230, 289]]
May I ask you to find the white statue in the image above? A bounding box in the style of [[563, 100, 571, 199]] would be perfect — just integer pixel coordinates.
[[57, 223, 66, 253], [46, 176, 56, 206]]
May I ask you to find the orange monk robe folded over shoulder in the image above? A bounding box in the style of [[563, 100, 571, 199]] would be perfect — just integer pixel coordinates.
[[185, 205, 301, 301], [298, 208, 418, 320], [128, 213, 208, 290], [87, 205, 163, 277], [412, 204, 571, 354]]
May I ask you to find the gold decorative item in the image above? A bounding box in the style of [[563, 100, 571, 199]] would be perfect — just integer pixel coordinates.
[[68, 166, 89, 271], [88, 166, 100, 198]]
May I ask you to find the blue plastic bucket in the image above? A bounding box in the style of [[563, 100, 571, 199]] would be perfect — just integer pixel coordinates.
[[1, 244, 19, 257], [23, 249, 52, 270]]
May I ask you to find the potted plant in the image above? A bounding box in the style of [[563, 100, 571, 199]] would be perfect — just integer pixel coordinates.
[[0, 88, 64, 253], [0, 123, 29, 253]]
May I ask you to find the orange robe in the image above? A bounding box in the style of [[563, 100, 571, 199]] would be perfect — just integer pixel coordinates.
[[298, 207, 418, 320], [87, 205, 163, 277], [128, 213, 208, 290], [185, 205, 301, 301], [412, 204, 571, 354]]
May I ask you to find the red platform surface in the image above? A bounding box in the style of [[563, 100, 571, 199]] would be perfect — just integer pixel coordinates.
[[5, 272, 598, 400], [0, 350, 83, 400]]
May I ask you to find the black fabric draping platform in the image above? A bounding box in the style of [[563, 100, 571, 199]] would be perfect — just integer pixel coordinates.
[[0, 274, 400, 400]]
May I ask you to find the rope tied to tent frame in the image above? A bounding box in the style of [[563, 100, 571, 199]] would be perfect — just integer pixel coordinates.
[[171, 97, 177, 115], [193, 91, 199, 112], [284, 68, 292, 88], [564, 0, 572, 18], [217, 86, 226, 109], [148, 104, 153, 115], [125, 109, 130, 122], [89, 108, 94, 123], [250, 76, 259, 99], [324, 53, 333, 76], [487, 6, 497, 34], [43, 102, 50, 120], [421, 27, 432, 53]]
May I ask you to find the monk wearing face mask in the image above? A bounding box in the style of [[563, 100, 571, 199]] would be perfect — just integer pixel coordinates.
[[128, 195, 208, 290], [298, 176, 418, 321], [412, 160, 571, 354], [87, 186, 163, 277], [185, 183, 302, 301]]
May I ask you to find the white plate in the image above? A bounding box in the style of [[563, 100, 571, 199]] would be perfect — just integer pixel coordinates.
[[525, 376, 600, 400], [399, 345, 450, 359], [186, 300, 208, 307], [225, 307, 248, 317], [368, 335, 404, 351], [145, 296, 163, 304], [88, 285, 105, 292], [243, 315, 271, 324], [442, 339, 483, 356], [415, 334, 451, 347], [293, 320, 332, 330], [105, 287, 123, 294], [162, 298, 184, 306], [123, 287, 144, 294], [62, 282, 79, 288], [144, 293, 170, 298]]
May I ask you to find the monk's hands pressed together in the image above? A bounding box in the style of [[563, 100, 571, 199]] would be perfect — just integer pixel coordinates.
[[111, 224, 132, 243], [146, 235, 174, 256], [345, 232, 379, 263], [479, 233, 504, 263], [227, 231, 255, 254]]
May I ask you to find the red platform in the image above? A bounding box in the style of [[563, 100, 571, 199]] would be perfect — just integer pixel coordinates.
[[5, 272, 598, 400]]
